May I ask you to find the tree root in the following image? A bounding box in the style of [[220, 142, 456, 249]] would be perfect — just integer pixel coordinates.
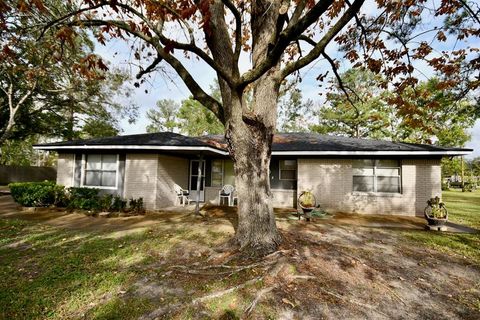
[[243, 285, 276, 316], [318, 287, 389, 317]]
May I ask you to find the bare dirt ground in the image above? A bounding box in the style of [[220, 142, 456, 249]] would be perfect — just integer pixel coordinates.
[[1, 196, 479, 319]]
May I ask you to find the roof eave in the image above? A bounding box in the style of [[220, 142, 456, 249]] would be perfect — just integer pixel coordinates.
[[33, 144, 229, 156]]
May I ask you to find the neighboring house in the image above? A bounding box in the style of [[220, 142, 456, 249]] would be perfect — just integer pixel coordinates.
[[34, 132, 471, 216]]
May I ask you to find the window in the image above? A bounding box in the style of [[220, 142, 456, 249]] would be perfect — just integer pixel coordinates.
[[279, 160, 297, 180], [211, 160, 223, 187], [84, 154, 117, 188], [353, 159, 401, 193]]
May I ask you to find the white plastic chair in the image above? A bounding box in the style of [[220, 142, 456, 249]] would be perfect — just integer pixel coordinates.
[[218, 185, 235, 206], [174, 185, 190, 206]]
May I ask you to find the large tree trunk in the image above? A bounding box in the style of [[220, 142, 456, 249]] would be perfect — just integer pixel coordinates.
[[224, 73, 282, 256]]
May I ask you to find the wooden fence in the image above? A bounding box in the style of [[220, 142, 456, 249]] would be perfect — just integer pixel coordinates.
[[0, 165, 57, 185]]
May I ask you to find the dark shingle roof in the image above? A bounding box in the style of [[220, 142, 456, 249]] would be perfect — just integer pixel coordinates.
[[35, 132, 472, 155]]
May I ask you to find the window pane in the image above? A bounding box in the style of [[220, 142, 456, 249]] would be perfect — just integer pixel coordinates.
[[353, 176, 374, 192], [352, 168, 374, 176], [190, 176, 204, 191], [101, 171, 116, 187], [191, 161, 205, 175], [212, 178, 223, 187], [377, 176, 400, 193], [376, 168, 400, 176], [212, 160, 223, 173], [280, 169, 296, 180], [377, 159, 400, 168], [280, 160, 297, 170], [86, 155, 102, 170], [85, 171, 101, 186], [102, 155, 117, 170], [353, 159, 374, 168]]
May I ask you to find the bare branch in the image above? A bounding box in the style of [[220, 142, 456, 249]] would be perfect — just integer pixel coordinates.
[[221, 0, 242, 62], [321, 52, 361, 118], [136, 55, 163, 79], [68, 19, 225, 123], [281, 0, 365, 79]]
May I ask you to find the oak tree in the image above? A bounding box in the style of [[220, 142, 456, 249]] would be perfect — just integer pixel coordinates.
[[10, 0, 479, 255]]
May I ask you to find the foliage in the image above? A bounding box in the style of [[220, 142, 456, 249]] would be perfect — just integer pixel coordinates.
[[129, 197, 145, 214], [425, 196, 448, 219], [146, 99, 179, 133], [277, 82, 314, 133], [111, 195, 127, 212], [298, 191, 316, 208], [311, 68, 392, 139], [0, 0, 137, 147], [312, 70, 478, 146], [9, 181, 65, 207], [0, 136, 56, 166], [176, 97, 224, 136], [462, 182, 476, 193], [66, 187, 100, 211], [145, 82, 224, 136]]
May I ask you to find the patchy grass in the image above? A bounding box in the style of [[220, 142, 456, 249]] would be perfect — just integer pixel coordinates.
[[403, 189, 480, 266], [443, 189, 480, 228], [1, 196, 480, 319]]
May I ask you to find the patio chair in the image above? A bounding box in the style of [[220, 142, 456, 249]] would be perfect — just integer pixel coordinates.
[[219, 185, 235, 206], [174, 185, 191, 206]]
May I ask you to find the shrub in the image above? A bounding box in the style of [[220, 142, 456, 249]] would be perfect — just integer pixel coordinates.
[[111, 196, 127, 212], [67, 187, 100, 211], [129, 197, 145, 214], [9, 181, 65, 207], [99, 194, 114, 212], [462, 182, 476, 192]]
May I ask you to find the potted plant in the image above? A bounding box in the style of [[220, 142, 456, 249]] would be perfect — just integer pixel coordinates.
[[424, 196, 448, 226], [298, 191, 316, 221]]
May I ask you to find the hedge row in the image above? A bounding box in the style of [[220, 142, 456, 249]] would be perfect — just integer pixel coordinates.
[[8, 181, 145, 213]]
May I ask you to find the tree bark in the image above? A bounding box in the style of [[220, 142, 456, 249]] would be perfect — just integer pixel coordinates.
[[225, 72, 282, 256]]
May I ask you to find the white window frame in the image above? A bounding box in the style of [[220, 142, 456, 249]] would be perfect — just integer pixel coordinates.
[[352, 159, 402, 194], [279, 159, 297, 181], [80, 154, 119, 190], [210, 159, 225, 187]]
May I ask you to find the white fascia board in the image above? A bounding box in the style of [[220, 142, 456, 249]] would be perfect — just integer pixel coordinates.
[[271, 150, 472, 156], [33, 145, 229, 155], [33, 145, 472, 157]]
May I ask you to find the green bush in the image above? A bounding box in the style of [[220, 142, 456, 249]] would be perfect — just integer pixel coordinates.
[[129, 197, 145, 214], [111, 196, 127, 212], [462, 182, 476, 192], [9, 181, 65, 207], [67, 187, 100, 210]]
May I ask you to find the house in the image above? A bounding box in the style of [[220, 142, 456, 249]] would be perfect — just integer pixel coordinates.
[[34, 132, 471, 216]]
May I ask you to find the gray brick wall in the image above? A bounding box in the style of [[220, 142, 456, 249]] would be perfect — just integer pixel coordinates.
[[56, 153, 74, 187], [124, 154, 159, 210], [297, 158, 441, 216], [155, 155, 189, 208]]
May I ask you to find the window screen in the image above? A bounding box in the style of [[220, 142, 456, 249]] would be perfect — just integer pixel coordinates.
[[84, 154, 117, 187], [353, 159, 401, 193]]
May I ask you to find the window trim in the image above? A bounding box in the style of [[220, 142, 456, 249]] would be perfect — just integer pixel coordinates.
[[279, 159, 297, 181], [210, 159, 224, 187], [352, 159, 402, 194], [80, 154, 119, 190]]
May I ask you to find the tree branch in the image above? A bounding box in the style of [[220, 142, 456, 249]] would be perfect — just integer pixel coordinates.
[[221, 0, 242, 62], [280, 0, 365, 79], [321, 52, 361, 118], [68, 19, 225, 123], [240, 0, 335, 87]]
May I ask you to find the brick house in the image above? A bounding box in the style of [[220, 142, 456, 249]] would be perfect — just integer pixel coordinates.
[[34, 132, 471, 216]]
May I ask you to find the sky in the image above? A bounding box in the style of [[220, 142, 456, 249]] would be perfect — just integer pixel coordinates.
[[91, 2, 480, 159]]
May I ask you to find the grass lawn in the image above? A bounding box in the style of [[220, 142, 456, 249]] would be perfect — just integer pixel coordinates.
[[403, 189, 480, 265], [1, 194, 479, 319]]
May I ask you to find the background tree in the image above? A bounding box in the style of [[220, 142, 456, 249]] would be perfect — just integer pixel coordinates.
[[146, 99, 179, 133], [13, 0, 480, 255], [277, 82, 314, 132], [311, 68, 393, 138]]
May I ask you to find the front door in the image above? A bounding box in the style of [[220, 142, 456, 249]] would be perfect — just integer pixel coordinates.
[[189, 160, 205, 202]]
